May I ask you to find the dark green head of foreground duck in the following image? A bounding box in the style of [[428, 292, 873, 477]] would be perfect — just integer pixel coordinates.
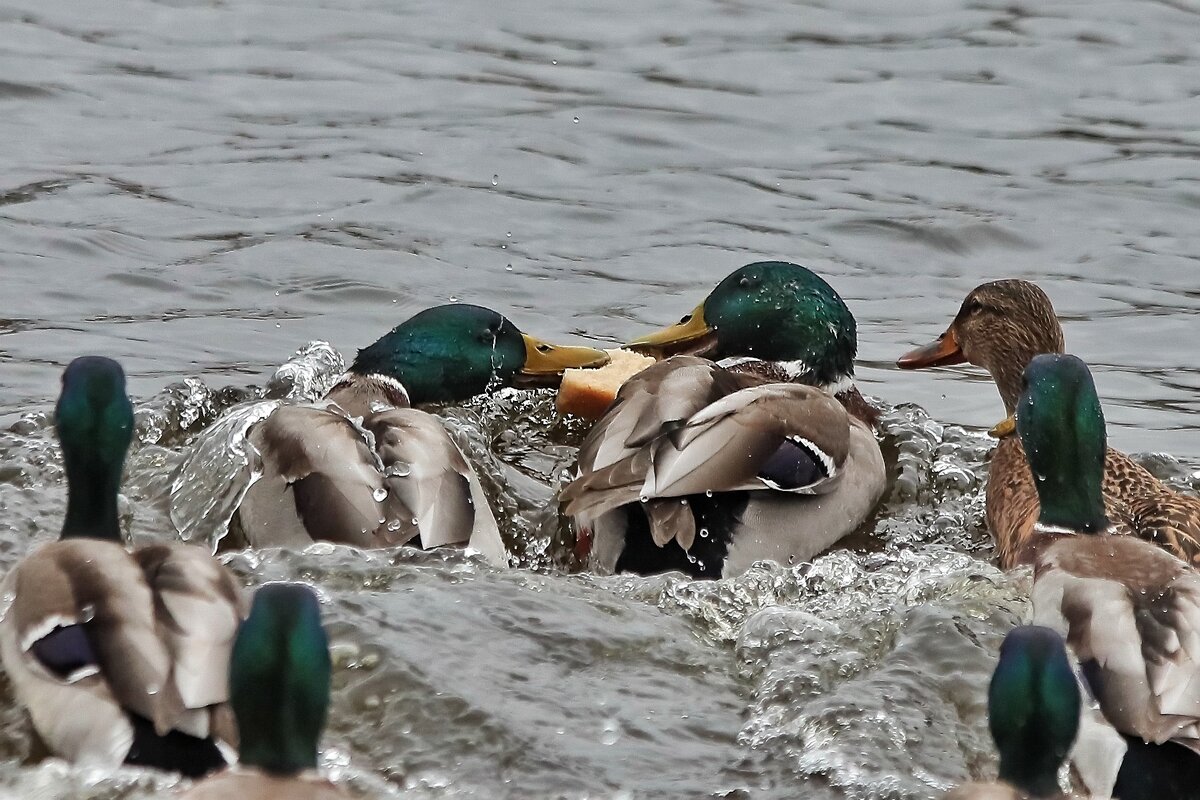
[[1016, 353, 1110, 535], [626, 261, 857, 389], [54, 356, 135, 542], [351, 304, 609, 404], [988, 625, 1080, 797], [231, 583, 331, 775]]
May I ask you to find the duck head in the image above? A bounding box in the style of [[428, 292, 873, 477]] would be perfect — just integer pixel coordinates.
[[897, 280, 1064, 414], [232, 583, 331, 775], [54, 356, 134, 542], [626, 261, 857, 390], [350, 304, 608, 404], [989, 625, 1080, 798], [1016, 353, 1110, 535]]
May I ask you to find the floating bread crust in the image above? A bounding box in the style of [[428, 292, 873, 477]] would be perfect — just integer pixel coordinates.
[[556, 349, 656, 419]]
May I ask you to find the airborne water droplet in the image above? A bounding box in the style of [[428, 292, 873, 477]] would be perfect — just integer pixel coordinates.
[[572, 116, 580, 124], [491, 174, 499, 186]]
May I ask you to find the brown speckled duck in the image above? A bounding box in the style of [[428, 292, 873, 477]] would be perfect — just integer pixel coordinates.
[[897, 279, 1200, 568]]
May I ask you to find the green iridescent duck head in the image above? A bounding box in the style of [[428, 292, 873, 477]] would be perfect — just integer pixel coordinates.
[[988, 625, 1080, 797], [1016, 353, 1110, 535], [54, 356, 134, 542], [351, 304, 608, 404], [231, 583, 332, 775], [626, 261, 857, 389]]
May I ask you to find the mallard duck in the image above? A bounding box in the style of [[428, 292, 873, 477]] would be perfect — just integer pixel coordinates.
[[1015, 353, 1200, 800], [896, 279, 1200, 568], [178, 583, 348, 799], [942, 626, 1080, 800], [0, 357, 243, 776], [561, 261, 886, 579], [216, 304, 607, 560]]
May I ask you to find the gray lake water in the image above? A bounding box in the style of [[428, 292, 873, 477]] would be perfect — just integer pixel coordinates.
[[1, 0, 1200, 797]]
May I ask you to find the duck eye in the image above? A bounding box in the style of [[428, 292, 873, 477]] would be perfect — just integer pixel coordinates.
[[966, 300, 984, 314]]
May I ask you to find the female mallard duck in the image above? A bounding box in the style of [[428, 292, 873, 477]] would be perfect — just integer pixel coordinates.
[[561, 261, 886, 579], [217, 304, 607, 561], [1016, 354, 1200, 800], [178, 583, 348, 799], [0, 357, 243, 776], [943, 626, 1080, 800], [896, 279, 1200, 568]]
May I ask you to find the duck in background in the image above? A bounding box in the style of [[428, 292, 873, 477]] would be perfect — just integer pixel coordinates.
[[0, 357, 243, 777], [561, 261, 886, 579], [897, 279, 1200, 568], [178, 583, 349, 799], [1013, 353, 1200, 799], [188, 304, 607, 562], [943, 626, 1080, 800]]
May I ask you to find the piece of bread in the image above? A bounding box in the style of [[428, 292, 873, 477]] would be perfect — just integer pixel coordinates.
[[556, 349, 655, 419]]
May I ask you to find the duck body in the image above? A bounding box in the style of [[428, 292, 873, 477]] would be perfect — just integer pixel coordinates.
[[0, 539, 242, 774], [180, 304, 606, 562], [563, 262, 886, 579], [898, 279, 1200, 567], [1012, 354, 1200, 798], [0, 357, 244, 777]]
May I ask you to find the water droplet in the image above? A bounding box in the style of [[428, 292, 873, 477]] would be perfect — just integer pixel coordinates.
[[699, 528, 709, 538], [411, 517, 419, 525], [505, 263, 513, 271], [491, 174, 499, 186], [572, 116, 580, 124], [387, 519, 402, 532], [449, 295, 459, 303], [79, 604, 96, 623], [639, 494, 649, 503], [551, 59, 558, 65], [705, 490, 713, 498], [373, 487, 388, 502], [387, 462, 412, 478], [600, 719, 621, 745]]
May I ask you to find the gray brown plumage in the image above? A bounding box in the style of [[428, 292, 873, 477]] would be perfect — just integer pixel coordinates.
[[898, 279, 1200, 568], [221, 378, 506, 565], [562, 356, 885, 577], [1031, 533, 1200, 794], [0, 539, 243, 767]]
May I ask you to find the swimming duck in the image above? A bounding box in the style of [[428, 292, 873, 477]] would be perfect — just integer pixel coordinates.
[[215, 304, 607, 561], [561, 261, 886, 579], [896, 279, 1200, 568], [943, 626, 1080, 800], [1017, 354, 1200, 799], [178, 583, 349, 799], [0, 357, 243, 776]]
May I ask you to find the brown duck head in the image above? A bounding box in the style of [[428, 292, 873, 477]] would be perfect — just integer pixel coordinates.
[[896, 280, 1064, 413]]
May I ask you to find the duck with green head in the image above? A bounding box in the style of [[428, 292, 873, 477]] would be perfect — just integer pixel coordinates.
[[1016, 354, 1200, 800], [896, 279, 1200, 569], [199, 304, 607, 559], [561, 261, 885, 578], [0, 357, 243, 777], [945, 625, 1080, 799], [179, 583, 348, 799]]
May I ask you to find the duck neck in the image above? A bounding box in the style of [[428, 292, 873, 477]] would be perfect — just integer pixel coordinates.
[[60, 455, 123, 542]]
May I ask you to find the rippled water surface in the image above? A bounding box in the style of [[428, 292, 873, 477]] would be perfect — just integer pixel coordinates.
[[2, 0, 1200, 797]]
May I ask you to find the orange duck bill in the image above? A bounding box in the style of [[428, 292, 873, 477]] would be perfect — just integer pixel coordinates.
[[896, 329, 967, 369]]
